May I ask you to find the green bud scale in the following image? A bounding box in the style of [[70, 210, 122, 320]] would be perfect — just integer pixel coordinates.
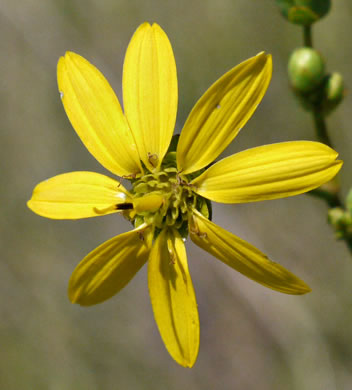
[[276, 0, 331, 25]]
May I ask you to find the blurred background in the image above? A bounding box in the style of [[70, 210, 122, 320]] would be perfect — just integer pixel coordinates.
[[2, 0, 352, 389]]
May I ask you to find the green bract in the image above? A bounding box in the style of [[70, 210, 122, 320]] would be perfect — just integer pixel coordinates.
[[276, 0, 331, 25], [288, 47, 325, 93]]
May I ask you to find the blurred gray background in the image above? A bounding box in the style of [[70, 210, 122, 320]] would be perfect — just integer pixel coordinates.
[[2, 1, 352, 389]]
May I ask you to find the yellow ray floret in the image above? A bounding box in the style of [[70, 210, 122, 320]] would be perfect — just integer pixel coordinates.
[[27, 171, 130, 219], [69, 225, 152, 306], [191, 141, 342, 203], [58, 52, 142, 177], [190, 210, 311, 295], [123, 22, 178, 171], [177, 52, 272, 174], [148, 228, 199, 368]]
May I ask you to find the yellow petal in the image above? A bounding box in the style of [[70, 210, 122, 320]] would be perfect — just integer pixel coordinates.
[[177, 52, 272, 174], [27, 171, 129, 219], [190, 211, 311, 295], [123, 23, 178, 171], [69, 225, 151, 306], [148, 228, 199, 367], [58, 52, 141, 177], [192, 141, 342, 203]]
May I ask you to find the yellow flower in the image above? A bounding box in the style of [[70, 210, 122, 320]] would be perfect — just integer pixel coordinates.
[[28, 22, 342, 367]]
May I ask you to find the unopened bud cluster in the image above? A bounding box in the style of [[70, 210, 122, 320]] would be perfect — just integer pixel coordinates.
[[287, 48, 344, 114], [276, 1, 345, 115], [328, 208, 352, 240], [327, 190, 352, 240]]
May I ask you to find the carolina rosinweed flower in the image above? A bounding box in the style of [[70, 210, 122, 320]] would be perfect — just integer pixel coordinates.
[[28, 22, 342, 367]]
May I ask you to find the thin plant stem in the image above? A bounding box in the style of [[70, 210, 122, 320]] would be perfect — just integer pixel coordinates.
[[312, 108, 334, 147], [346, 238, 352, 253], [302, 24, 352, 254], [303, 25, 313, 47], [309, 188, 342, 209]]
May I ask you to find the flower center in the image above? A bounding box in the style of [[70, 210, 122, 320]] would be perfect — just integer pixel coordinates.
[[126, 150, 211, 239]]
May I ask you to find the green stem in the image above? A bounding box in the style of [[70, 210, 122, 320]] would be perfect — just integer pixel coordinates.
[[346, 237, 352, 253], [312, 108, 334, 147], [309, 188, 342, 208], [303, 25, 313, 47], [302, 25, 352, 254], [347, 237, 352, 253], [308, 189, 352, 252]]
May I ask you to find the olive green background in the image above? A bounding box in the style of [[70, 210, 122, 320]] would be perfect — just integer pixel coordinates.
[[2, 1, 352, 389]]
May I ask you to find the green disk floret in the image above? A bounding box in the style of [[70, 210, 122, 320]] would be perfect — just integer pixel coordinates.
[[132, 165, 196, 229], [127, 148, 211, 240]]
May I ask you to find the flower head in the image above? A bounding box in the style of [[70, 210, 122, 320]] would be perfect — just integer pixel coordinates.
[[28, 22, 342, 367]]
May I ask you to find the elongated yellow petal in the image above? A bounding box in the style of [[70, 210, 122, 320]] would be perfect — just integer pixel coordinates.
[[190, 211, 311, 295], [58, 52, 141, 177], [148, 228, 199, 367], [123, 23, 178, 171], [69, 225, 151, 306], [192, 141, 342, 203], [27, 171, 130, 219], [177, 53, 272, 174]]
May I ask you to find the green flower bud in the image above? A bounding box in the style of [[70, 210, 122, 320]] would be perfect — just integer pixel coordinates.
[[322, 72, 345, 115], [328, 207, 345, 228], [276, 0, 331, 25], [288, 48, 325, 93], [328, 206, 352, 240]]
